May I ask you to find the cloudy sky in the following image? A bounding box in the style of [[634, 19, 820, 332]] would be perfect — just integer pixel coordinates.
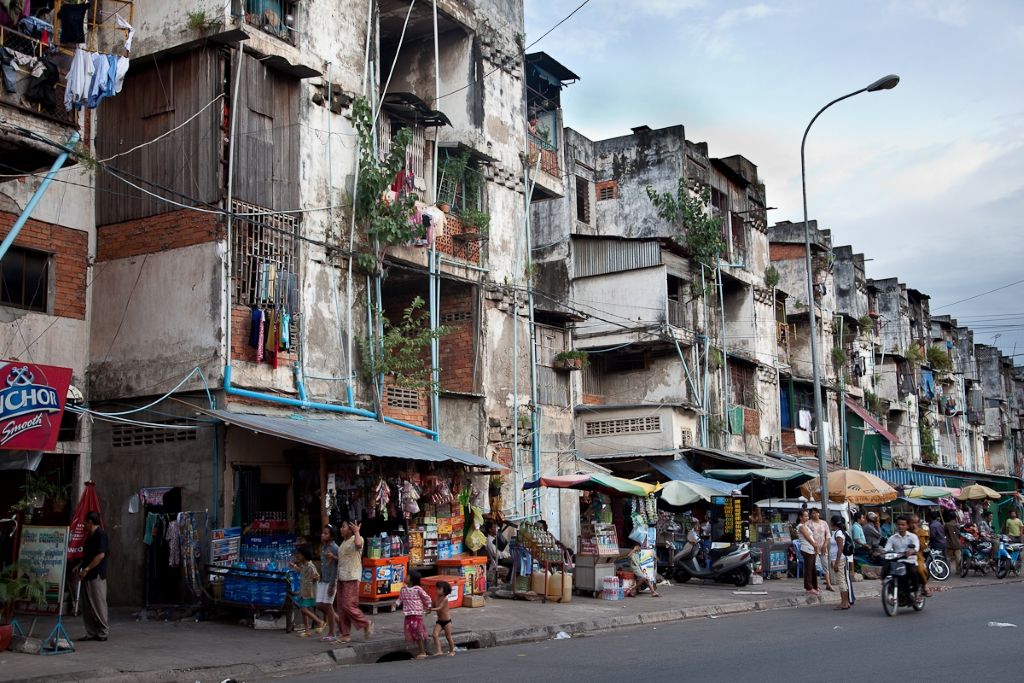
[[525, 0, 1024, 357]]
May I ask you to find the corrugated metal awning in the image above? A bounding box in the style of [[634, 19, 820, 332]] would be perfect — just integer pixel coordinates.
[[844, 398, 901, 444], [684, 446, 816, 473], [198, 408, 503, 470], [862, 469, 948, 487]]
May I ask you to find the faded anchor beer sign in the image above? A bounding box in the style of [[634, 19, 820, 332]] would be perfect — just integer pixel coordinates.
[[0, 361, 72, 452]]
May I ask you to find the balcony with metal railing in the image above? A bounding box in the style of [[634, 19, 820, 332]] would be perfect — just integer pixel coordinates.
[[241, 0, 299, 44], [0, 25, 74, 126]]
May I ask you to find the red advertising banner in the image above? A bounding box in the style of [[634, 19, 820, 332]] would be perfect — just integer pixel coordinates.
[[68, 481, 102, 560], [0, 360, 72, 452]]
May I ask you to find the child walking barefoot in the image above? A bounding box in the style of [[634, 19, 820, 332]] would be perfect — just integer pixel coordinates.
[[398, 571, 432, 659], [430, 581, 455, 657], [291, 546, 325, 637]]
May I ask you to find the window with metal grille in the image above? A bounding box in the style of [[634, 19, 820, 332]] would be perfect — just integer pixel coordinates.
[[584, 416, 661, 437], [378, 117, 426, 180], [730, 213, 747, 263], [582, 363, 604, 397], [729, 361, 756, 408], [575, 176, 591, 224], [386, 386, 420, 410], [538, 366, 569, 406], [438, 149, 486, 217], [243, 0, 299, 44], [680, 428, 693, 447], [230, 199, 300, 341], [585, 417, 663, 438], [111, 419, 198, 448], [0, 246, 49, 312]]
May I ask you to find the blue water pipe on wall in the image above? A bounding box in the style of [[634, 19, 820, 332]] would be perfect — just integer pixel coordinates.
[[222, 364, 437, 437], [0, 131, 80, 263]]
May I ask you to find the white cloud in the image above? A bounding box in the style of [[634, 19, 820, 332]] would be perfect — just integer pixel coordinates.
[[717, 3, 781, 29], [636, 0, 707, 18], [888, 0, 969, 26], [691, 3, 785, 59]]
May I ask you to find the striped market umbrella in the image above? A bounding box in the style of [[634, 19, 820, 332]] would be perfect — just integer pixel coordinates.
[[802, 469, 898, 505], [523, 473, 660, 497]]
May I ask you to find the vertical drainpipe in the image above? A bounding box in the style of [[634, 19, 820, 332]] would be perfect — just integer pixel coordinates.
[[524, 164, 541, 514], [221, 42, 245, 526], [837, 314, 848, 467], [718, 260, 729, 445], [429, 0, 441, 441], [345, 0, 375, 409], [700, 266, 710, 447]]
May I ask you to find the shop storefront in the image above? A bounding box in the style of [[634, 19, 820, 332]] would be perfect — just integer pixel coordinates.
[[197, 407, 500, 622], [0, 362, 77, 566]]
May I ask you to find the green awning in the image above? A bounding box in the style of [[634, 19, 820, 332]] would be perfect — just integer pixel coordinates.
[[704, 468, 815, 483]]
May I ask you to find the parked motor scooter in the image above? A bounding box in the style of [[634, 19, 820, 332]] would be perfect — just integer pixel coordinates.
[[923, 546, 950, 581], [995, 535, 1023, 579], [673, 540, 752, 586], [958, 531, 993, 577]]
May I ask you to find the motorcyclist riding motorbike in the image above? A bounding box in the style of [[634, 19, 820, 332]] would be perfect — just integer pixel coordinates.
[[884, 515, 921, 594]]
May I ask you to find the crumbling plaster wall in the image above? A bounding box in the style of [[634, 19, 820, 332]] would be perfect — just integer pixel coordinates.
[[589, 126, 687, 239]]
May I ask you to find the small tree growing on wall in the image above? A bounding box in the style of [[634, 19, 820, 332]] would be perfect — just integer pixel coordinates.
[[646, 178, 724, 269], [359, 297, 453, 415], [352, 97, 419, 275]]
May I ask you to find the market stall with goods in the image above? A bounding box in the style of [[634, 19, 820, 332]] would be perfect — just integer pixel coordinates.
[[522, 473, 662, 600], [705, 469, 816, 579], [193, 407, 505, 626]]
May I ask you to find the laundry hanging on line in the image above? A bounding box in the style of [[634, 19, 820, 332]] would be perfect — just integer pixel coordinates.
[[65, 47, 128, 110]]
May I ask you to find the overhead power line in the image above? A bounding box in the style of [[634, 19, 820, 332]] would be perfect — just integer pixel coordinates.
[[933, 279, 1024, 311]]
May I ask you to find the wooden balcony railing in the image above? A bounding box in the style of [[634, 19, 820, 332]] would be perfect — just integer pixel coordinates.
[[528, 139, 559, 177]]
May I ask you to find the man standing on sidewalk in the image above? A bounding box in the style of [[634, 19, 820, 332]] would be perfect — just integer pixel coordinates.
[[943, 512, 961, 574], [77, 511, 109, 642], [1003, 509, 1023, 544]]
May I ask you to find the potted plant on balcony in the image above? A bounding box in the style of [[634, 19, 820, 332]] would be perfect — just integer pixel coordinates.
[[0, 561, 47, 651], [554, 349, 589, 371], [458, 207, 491, 239]]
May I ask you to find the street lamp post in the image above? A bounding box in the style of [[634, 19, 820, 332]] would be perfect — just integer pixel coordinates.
[[801, 75, 899, 517]]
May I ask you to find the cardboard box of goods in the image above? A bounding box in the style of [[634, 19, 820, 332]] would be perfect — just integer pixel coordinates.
[[464, 594, 485, 608]]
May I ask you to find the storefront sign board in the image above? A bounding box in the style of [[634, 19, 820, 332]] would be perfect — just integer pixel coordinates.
[[17, 525, 69, 615], [0, 361, 73, 452]]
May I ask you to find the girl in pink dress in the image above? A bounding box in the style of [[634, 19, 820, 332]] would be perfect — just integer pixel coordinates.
[[398, 571, 433, 659]]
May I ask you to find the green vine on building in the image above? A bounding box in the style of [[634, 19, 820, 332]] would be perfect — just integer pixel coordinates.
[[352, 97, 418, 275], [646, 178, 724, 270]]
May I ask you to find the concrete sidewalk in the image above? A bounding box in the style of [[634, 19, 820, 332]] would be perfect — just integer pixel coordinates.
[[0, 574, 1016, 683]]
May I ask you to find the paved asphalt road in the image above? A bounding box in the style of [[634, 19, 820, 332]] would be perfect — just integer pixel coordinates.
[[270, 583, 1024, 682]]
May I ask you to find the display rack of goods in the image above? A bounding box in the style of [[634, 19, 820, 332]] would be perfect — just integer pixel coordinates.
[[579, 522, 618, 555]]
